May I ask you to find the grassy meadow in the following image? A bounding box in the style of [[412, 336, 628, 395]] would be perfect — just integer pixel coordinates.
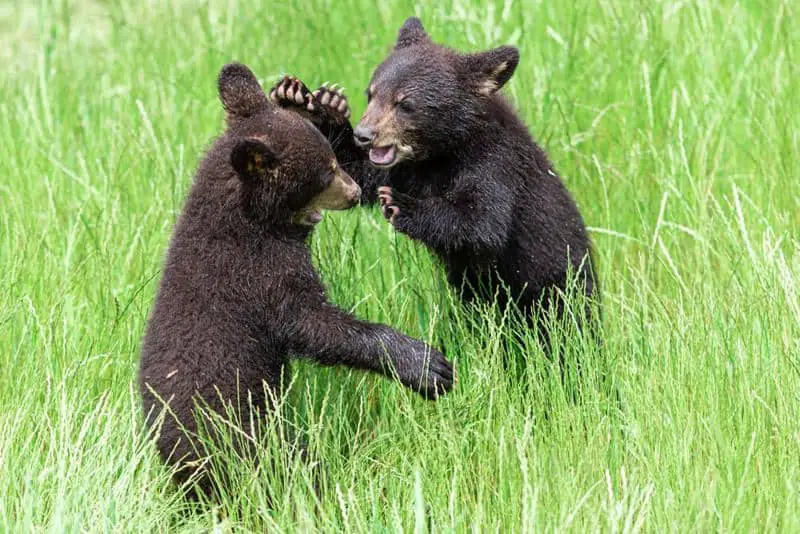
[[1, 0, 799, 531]]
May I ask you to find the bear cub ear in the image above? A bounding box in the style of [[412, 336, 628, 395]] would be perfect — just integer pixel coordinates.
[[231, 139, 278, 181], [395, 17, 430, 49], [218, 62, 270, 117], [464, 46, 520, 95]]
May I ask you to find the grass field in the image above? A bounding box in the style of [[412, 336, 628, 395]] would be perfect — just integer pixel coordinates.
[[1, 0, 799, 531]]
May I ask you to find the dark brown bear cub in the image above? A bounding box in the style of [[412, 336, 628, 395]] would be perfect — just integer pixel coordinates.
[[271, 18, 598, 344], [139, 63, 453, 496]]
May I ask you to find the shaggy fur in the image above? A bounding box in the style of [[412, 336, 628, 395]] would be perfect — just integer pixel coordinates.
[[139, 62, 453, 496], [272, 18, 598, 341]]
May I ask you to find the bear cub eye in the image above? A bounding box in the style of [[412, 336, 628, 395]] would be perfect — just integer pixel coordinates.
[[395, 98, 414, 114]]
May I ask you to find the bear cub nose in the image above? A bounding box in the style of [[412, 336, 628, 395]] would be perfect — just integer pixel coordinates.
[[354, 125, 375, 147]]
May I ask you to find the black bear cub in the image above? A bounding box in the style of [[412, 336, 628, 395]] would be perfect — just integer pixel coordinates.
[[272, 17, 598, 342], [139, 62, 453, 496]]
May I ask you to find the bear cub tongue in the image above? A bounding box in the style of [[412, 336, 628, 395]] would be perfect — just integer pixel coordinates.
[[369, 145, 396, 166]]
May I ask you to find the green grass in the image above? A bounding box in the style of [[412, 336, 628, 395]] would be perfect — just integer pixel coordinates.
[[1, 0, 799, 531]]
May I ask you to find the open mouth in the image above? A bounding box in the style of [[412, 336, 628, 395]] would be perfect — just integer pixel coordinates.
[[369, 145, 397, 167]]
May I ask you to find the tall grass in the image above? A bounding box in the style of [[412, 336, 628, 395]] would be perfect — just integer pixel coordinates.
[[1, 0, 798, 531]]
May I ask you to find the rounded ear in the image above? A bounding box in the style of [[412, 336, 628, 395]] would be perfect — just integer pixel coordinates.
[[218, 63, 270, 117], [395, 17, 430, 49], [231, 139, 278, 181], [462, 46, 520, 95]]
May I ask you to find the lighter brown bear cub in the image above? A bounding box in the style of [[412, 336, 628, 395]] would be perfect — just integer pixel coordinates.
[[139, 63, 453, 497]]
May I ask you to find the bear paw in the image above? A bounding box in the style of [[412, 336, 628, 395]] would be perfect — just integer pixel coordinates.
[[394, 342, 454, 399], [268, 76, 351, 126], [311, 84, 352, 120], [377, 186, 415, 227], [269, 75, 314, 112]]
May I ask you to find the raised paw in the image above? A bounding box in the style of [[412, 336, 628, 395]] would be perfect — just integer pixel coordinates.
[[312, 83, 351, 119], [377, 186, 396, 224], [268, 75, 315, 112], [378, 186, 411, 226]]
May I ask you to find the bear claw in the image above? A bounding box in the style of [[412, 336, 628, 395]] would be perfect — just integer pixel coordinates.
[[269, 75, 312, 109], [312, 85, 351, 119], [407, 346, 454, 399], [377, 186, 401, 225], [269, 76, 352, 121]]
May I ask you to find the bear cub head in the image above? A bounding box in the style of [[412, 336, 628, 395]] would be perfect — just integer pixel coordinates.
[[353, 17, 520, 168], [219, 63, 360, 225]]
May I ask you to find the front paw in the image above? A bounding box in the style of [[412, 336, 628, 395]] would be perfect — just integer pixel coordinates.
[[268, 76, 352, 128], [377, 186, 415, 227], [269, 75, 314, 112], [395, 342, 454, 400], [312, 84, 351, 122]]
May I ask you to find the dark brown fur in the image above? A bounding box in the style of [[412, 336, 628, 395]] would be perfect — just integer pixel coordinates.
[[274, 19, 599, 345], [139, 63, 453, 497]]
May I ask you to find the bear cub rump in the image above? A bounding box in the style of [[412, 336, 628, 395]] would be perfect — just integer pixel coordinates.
[[139, 63, 453, 495]]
